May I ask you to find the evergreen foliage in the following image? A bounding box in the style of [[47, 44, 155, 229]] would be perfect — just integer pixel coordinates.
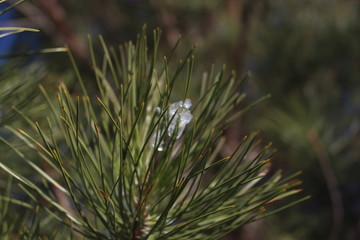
[[0, 25, 306, 239]]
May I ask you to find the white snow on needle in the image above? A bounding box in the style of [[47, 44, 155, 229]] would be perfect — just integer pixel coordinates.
[[151, 99, 193, 151]]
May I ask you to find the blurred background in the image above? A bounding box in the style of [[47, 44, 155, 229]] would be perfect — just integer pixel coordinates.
[[1, 0, 359, 239]]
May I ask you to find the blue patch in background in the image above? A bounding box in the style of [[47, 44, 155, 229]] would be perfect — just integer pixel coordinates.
[[0, 2, 41, 65]]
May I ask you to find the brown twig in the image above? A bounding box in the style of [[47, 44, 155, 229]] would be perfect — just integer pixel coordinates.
[[11, 0, 88, 60], [35, 0, 88, 59], [308, 129, 343, 240]]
